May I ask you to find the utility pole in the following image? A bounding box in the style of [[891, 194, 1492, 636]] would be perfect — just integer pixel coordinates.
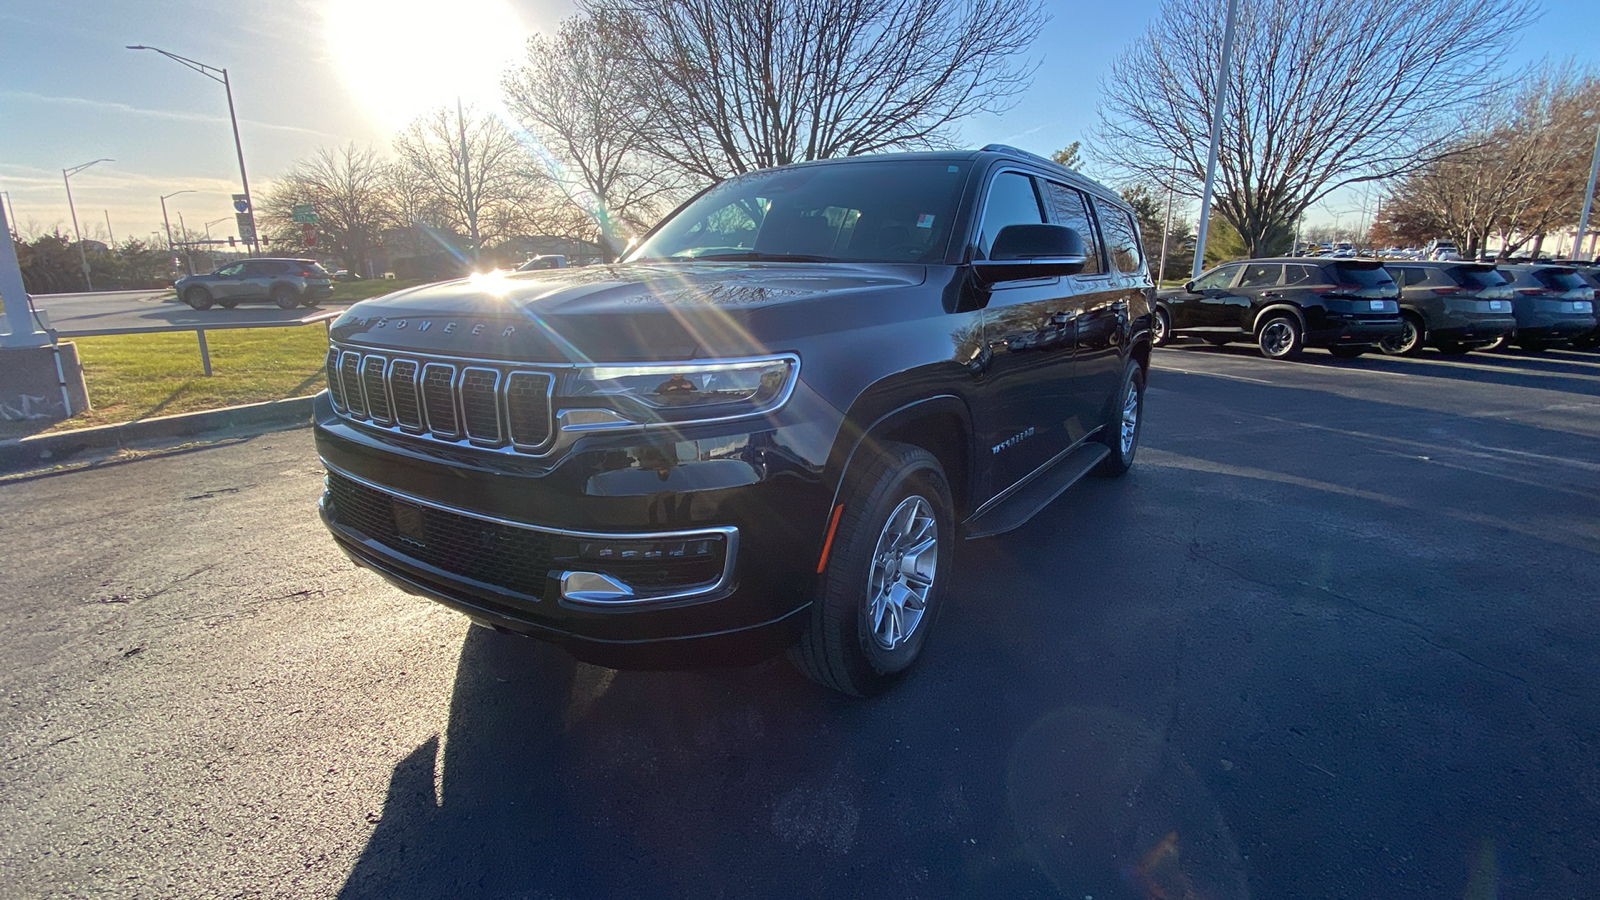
[[457, 97, 479, 263], [1575, 122, 1600, 262], [1158, 153, 1177, 284], [63, 158, 112, 291], [0, 191, 16, 240], [1192, 0, 1241, 278], [103, 210, 115, 247], [128, 46, 260, 254]]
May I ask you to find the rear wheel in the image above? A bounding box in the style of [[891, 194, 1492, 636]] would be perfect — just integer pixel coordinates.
[[790, 442, 953, 697], [1256, 315, 1303, 360], [1483, 334, 1513, 352], [218, 299, 238, 309], [1152, 308, 1172, 347], [1328, 345, 1368, 359], [1095, 359, 1145, 477], [271, 284, 299, 309], [1517, 337, 1548, 353], [1379, 314, 1425, 356], [183, 287, 213, 310]]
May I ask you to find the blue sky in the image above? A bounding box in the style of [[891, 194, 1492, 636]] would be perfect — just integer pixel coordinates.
[[1, 0, 1594, 245]]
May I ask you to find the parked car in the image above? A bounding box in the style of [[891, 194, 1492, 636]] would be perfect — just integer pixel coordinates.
[[1570, 267, 1600, 349], [1427, 240, 1461, 261], [1378, 261, 1518, 355], [1497, 264, 1596, 351], [1153, 258, 1402, 359], [313, 145, 1155, 696], [516, 254, 568, 271], [175, 258, 334, 310], [332, 269, 362, 282]]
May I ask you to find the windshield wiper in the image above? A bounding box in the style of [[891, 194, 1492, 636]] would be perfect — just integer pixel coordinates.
[[688, 251, 837, 263]]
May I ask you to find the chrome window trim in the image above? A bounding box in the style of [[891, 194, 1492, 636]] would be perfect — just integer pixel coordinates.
[[419, 362, 460, 439], [457, 365, 505, 446], [321, 459, 739, 607]]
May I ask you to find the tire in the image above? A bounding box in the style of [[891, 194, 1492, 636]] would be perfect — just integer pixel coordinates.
[[1379, 314, 1425, 356], [1483, 334, 1513, 352], [183, 287, 213, 310], [1094, 359, 1145, 477], [790, 441, 954, 697], [218, 299, 239, 309], [1516, 337, 1548, 353], [1256, 314, 1304, 360], [1328, 345, 1368, 359], [1152, 308, 1172, 347], [271, 284, 300, 309]]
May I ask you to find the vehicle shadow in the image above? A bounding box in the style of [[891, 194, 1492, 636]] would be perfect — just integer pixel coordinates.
[[1170, 342, 1600, 395]]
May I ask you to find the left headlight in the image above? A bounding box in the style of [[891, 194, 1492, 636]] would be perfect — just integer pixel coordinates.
[[557, 355, 798, 430]]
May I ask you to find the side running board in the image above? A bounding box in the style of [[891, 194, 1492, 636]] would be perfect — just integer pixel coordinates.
[[961, 442, 1110, 540]]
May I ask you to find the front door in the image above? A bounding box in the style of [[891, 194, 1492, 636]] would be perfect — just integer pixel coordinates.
[[1174, 263, 1244, 330], [975, 169, 1078, 495], [212, 263, 247, 301]]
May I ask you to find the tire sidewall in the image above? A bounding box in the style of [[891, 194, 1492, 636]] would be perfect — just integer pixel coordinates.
[[272, 285, 299, 309], [1153, 307, 1171, 347], [1109, 361, 1145, 469], [184, 287, 212, 310], [1257, 315, 1303, 359]]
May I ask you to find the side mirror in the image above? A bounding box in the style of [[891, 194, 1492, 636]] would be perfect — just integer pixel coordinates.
[[1183, 280, 1196, 292], [972, 224, 1087, 285]]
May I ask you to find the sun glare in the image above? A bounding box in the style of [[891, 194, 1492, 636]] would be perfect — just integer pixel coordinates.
[[325, 0, 529, 130]]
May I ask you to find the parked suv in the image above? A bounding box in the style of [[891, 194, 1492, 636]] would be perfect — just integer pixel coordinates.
[[1571, 267, 1600, 350], [1378, 261, 1517, 355], [312, 147, 1154, 696], [1498, 264, 1597, 351], [1153, 258, 1402, 359], [176, 258, 334, 310]]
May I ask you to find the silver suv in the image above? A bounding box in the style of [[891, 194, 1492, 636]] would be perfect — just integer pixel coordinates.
[[176, 258, 334, 310]]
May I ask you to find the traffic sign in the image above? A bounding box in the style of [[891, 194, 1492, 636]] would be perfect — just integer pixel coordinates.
[[304, 235, 318, 247], [291, 203, 317, 224], [232, 193, 251, 214], [236, 212, 256, 242]]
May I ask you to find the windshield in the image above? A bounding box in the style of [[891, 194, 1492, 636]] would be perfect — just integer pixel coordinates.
[[625, 159, 971, 265]]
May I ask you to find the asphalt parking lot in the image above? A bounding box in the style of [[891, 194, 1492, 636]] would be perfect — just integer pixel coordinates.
[[1, 343, 1597, 899]]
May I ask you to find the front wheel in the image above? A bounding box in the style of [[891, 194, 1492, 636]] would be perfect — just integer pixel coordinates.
[[790, 442, 953, 697], [1256, 315, 1304, 360], [1095, 359, 1145, 477], [1152, 308, 1172, 347], [1328, 345, 1368, 359], [183, 287, 213, 310], [1379, 315, 1424, 356]]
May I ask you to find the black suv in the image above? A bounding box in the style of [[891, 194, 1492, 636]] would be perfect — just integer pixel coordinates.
[[175, 258, 334, 310], [1377, 261, 1517, 355], [1498, 264, 1597, 351], [313, 147, 1154, 696], [1154, 258, 1402, 359]]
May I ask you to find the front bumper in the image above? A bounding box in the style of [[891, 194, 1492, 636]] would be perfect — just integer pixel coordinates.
[[312, 392, 829, 667]]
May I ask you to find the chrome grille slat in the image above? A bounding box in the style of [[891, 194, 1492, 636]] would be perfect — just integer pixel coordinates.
[[326, 344, 556, 454], [361, 355, 392, 425]]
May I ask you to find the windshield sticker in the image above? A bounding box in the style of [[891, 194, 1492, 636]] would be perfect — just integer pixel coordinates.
[[917, 214, 935, 229]]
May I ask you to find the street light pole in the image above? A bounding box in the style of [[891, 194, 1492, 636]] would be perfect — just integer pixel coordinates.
[[63, 158, 112, 291], [160, 189, 196, 253], [128, 45, 260, 254], [1191, 0, 1241, 279], [1158, 153, 1177, 284], [1575, 122, 1600, 262]]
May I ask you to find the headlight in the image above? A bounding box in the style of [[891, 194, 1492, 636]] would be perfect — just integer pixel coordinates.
[[557, 355, 798, 429]]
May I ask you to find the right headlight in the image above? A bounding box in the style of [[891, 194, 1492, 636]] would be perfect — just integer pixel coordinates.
[[557, 355, 799, 430]]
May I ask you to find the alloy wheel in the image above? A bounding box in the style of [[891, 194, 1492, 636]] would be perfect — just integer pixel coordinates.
[[866, 495, 938, 651]]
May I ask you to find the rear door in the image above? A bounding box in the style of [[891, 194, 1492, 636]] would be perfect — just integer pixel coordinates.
[[241, 260, 278, 298], [976, 169, 1079, 492], [1231, 263, 1284, 329], [1076, 196, 1142, 435]]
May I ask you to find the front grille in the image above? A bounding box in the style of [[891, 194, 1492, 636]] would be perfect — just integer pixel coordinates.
[[327, 344, 555, 452], [326, 471, 563, 600], [323, 471, 731, 602]]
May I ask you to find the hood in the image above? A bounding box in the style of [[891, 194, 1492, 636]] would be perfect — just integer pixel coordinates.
[[328, 262, 927, 362]]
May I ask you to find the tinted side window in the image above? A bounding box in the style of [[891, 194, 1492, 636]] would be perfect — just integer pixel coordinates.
[[1096, 203, 1142, 274], [1333, 263, 1397, 288], [217, 263, 245, 276], [978, 172, 1045, 258], [1450, 267, 1509, 289], [1041, 182, 1103, 275], [1388, 267, 1425, 287], [1284, 265, 1319, 286], [1239, 264, 1283, 288], [1193, 264, 1240, 290]]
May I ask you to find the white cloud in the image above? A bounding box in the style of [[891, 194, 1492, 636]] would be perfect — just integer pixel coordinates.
[[1, 89, 339, 139]]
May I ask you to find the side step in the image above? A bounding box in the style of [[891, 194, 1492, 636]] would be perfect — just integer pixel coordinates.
[[962, 442, 1109, 540]]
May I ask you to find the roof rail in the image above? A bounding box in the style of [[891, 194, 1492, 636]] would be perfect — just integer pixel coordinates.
[[980, 143, 1065, 170]]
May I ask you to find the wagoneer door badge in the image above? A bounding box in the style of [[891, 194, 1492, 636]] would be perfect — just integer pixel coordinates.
[[992, 426, 1035, 455]]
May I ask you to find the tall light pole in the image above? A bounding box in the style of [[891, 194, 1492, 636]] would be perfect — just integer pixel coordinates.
[[0, 191, 16, 240], [63, 158, 113, 291], [1191, 0, 1241, 278], [160, 189, 196, 252], [128, 45, 259, 254], [1158, 153, 1178, 284], [204, 217, 228, 240], [1574, 122, 1600, 263]]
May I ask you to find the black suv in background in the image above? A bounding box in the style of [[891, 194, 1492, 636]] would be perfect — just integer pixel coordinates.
[[1154, 258, 1402, 359], [1378, 261, 1517, 355], [175, 258, 334, 310], [1499, 265, 1597, 351], [1572, 267, 1600, 349], [313, 147, 1155, 696]]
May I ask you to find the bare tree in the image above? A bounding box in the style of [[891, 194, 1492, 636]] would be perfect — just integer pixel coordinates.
[[261, 143, 393, 273], [393, 105, 538, 253], [502, 16, 686, 258], [586, 0, 1047, 180], [1097, 0, 1523, 257]]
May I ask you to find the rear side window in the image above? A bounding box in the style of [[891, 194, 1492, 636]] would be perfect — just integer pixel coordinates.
[[1041, 181, 1104, 275], [1096, 202, 1142, 274], [1284, 265, 1320, 286], [1389, 267, 1426, 287], [1333, 263, 1396, 288], [1239, 264, 1283, 288], [1449, 267, 1508, 289], [978, 172, 1045, 258]]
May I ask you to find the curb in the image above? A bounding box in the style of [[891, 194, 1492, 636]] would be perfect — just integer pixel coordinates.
[[0, 395, 316, 474]]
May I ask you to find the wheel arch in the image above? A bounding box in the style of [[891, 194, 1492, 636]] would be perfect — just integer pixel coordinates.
[[1253, 303, 1307, 334], [826, 393, 976, 523]]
